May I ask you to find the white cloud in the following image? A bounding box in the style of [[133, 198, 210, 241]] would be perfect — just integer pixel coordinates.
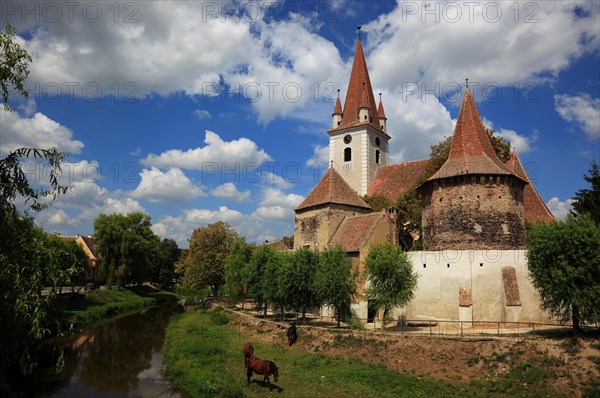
[[262, 172, 294, 190], [365, 1, 599, 88], [554, 93, 600, 140], [251, 187, 304, 223], [0, 108, 84, 155], [306, 145, 329, 167], [211, 183, 251, 201], [142, 130, 272, 169], [193, 109, 212, 120], [131, 167, 205, 203], [546, 197, 574, 220], [36, 208, 80, 227], [496, 129, 538, 154]]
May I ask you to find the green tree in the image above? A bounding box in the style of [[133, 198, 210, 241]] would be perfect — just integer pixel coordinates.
[[0, 23, 78, 394], [182, 221, 238, 297], [362, 194, 392, 211], [223, 238, 253, 307], [314, 246, 358, 327], [244, 246, 276, 318], [365, 242, 418, 329], [1, 23, 32, 111], [94, 213, 159, 287], [0, 215, 88, 394], [571, 160, 600, 225], [151, 238, 180, 289], [527, 214, 600, 332], [285, 247, 320, 323], [396, 189, 423, 250], [262, 250, 289, 320]]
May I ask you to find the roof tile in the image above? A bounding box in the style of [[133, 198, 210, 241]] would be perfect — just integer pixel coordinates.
[[296, 167, 371, 211]]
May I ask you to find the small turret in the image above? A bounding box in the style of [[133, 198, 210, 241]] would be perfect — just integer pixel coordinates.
[[358, 83, 371, 123], [332, 89, 343, 129], [378, 93, 387, 132]]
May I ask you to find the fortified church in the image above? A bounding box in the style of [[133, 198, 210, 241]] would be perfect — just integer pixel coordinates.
[[292, 31, 554, 323]]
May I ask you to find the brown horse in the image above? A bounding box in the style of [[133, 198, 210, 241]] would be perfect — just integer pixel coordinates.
[[242, 342, 254, 367], [287, 323, 297, 346], [246, 356, 279, 386]]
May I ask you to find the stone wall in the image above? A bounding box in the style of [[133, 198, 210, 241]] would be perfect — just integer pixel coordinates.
[[421, 175, 526, 250], [293, 204, 371, 250]]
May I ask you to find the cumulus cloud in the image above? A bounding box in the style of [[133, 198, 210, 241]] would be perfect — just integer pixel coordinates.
[[142, 130, 272, 169], [0, 108, 84, 155], [546, 197, 574, 220], [496, 129, 538, 154], [211, 183, 251, 202], [36, 208, 80, 228], [306, 145, 329, 167], [131, 167, 205, 203], [554, 93, 600, 140]]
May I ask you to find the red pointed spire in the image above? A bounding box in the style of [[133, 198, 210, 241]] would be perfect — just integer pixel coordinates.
[[377, 93, 386, 119], [429, 88, 515, 180], [332, 90, 342, 115], [340, 32, 381, 131]]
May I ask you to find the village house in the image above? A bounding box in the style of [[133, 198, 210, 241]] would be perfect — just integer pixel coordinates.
[[293, 31, 554, 323], [57, 233, 104, 283]]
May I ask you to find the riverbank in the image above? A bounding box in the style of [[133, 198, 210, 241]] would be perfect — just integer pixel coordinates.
[[163, 307, 600, 398], [53, 285, 180, 329]]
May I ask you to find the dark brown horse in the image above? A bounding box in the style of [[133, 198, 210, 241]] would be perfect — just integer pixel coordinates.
[[242, 342, 254, 367], [287, 323, 297, 346], [246, 356, 279, 386]]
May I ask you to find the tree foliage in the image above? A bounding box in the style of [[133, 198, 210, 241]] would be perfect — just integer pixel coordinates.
[[0, 23, 32, 111], [314, 246, 358, 327], [182, 221, 238, 297], [94, 213, 159, 287], [0, 214, 88, 393], [244, 245, 276, 317], [362, 194, 392, 212], [285, 247, 320, 322], [224, 238, 253, 306], [151, 238, 180, 289], [365, 242, 418, 328], [571, 160, 600, 225], [527, 214, 600, 332]]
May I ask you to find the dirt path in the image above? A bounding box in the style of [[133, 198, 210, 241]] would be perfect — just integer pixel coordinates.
[[228, 309, 600, 397]]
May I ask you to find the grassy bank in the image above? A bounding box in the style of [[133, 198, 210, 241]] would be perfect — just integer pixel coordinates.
[[164, 308, 567, 398], [54, 285, 179, 329]]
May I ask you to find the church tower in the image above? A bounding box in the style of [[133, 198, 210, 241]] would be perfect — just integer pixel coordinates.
[[328, 28, 391, 196]]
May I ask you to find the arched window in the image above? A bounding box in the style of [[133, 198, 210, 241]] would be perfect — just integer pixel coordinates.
[[344, 147, 352, 162], [375, 150, 380, 164]]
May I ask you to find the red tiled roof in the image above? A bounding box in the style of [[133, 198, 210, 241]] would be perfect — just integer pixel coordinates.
[[368, 159, 431, 201], [377, 96, 386, 119], [329, 212, 383, 252], [295, 167, 371, 211], [429, 89, 514, 180], [505, 152, 555, 223], [335, 36, 387, 135]]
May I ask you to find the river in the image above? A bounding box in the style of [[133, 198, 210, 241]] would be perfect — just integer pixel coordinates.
[[23, 303, 189, 398]]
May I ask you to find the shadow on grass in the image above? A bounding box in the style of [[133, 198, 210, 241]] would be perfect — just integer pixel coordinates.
[[247, 379, 284, 393]]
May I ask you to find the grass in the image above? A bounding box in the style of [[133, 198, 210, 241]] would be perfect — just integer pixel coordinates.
[[53, 285, 180, 329], [163, 308, 568, 398]]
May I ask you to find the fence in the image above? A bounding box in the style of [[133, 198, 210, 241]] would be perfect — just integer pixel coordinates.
[[230, 305, 580, 340]]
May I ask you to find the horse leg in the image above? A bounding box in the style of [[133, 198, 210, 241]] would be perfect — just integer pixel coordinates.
[[247, 368, 252, 384]]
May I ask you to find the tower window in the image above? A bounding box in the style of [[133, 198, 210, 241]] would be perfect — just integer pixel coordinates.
[[375, 137, 381, 147], [344, 147, 352, 162], [375, 150, 380, 164], [364, 115, 368, 120]]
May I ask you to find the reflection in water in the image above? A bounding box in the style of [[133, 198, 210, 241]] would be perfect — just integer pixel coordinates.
[[27, 304, 188, 398]]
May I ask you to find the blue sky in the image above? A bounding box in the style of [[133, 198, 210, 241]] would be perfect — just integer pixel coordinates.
[[1, 0, 599, 247]]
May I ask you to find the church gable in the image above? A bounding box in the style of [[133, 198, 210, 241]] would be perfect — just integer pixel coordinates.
[[295, 167, 371, 212]]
